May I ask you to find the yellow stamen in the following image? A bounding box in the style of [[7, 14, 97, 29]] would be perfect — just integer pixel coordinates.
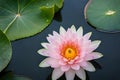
[[64, 48, 77, 60]]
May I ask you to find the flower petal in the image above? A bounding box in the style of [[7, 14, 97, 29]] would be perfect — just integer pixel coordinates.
[[71, 25, 76, 32], [83, 32, 92, 40], [71, 64, 80, 70], [65, 69, 75, 80], [37, 49, 48, 56], [75, 68, 86, 80], [90, 40, 101, 51], [77, 26, 83, 37], [85, 52, 103, 61], [45, 48, 60, 59], [53, 31, 59, 36], [39, 58, 50, 67], [52, 68, 64, 80], [81, 62, 95, 72], [41, 42, 49, 49], [59, 60, 67, 65], [60, 26, 66, 35], [61, 65, 70, 71], [39, 58, 60, 68], [47, 35, 54, 44]]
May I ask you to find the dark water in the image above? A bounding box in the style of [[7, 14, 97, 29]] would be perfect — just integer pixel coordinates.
[[5, 0, 120, 80]]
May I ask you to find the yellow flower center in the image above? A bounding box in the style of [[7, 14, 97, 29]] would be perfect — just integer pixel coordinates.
[[64, 48, 77, 60], [60, 42, 80, 61]]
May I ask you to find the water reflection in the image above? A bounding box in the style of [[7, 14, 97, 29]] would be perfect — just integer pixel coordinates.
[[54, 10, 62, 22], [90, 60, 102, 70]]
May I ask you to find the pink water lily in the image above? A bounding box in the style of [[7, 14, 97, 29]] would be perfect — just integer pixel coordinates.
[[38, 25, 103, 80]]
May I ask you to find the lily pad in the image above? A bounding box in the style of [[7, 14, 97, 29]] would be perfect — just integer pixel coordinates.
[[0, 30, 12, 72], [0, 0, 63, 40], [85, 0, 120, 32]]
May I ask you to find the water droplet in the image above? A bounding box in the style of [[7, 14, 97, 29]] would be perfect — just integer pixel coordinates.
[[46, 20, 49, 23]]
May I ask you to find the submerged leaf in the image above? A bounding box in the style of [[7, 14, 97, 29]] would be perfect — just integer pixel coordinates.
[[0, 30, 12, 72], [0, 0, 63, 40], [0, 72, 31, 80], [13, 76, 31, 80]]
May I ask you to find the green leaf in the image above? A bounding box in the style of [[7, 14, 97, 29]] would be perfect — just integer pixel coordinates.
[[38, 0, 63, 12], [0, 72, 31, 80], [85, 0, 120, 32], [0, 30, 12, 72], [0, 0, 63, 40]]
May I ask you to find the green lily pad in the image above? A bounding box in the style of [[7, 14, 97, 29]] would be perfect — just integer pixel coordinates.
[[0, 30, 12, 72], [0, 0, 63, 41], [0, 72, 31, 80], [85, 0, 120, 32]]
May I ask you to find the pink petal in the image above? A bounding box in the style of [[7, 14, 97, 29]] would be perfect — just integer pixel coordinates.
[[47, 34, 61, 45], [61, 65, 70, 71], [90, 40, 101, 51], [83, 32, 92, 40], [75, 68, 86, 80], [85, 52, 103, 61], [39, 58, 50, 67], [71, 25, 76, 33], [68, 60, 75, 64], [65, 69, 75, 80], [60, 26, 66, 35], [59, 60, 67, 65], [63, 58, 69, 62], [77, 26, 83, 37], [53, 31, 59, 36], [41, 42, 49, 49], [37, 49, 48, 56], [45, 45, 60, 59], [71, 64, 80, 70], [81, 62, 95, 72], [65, 29, 72, 41], [47, 36, 59, 45], [52, 68, 64, 80], [40, 58, 60, 68]]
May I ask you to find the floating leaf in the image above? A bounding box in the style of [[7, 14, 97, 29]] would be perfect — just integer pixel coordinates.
[[38, 0, 63, 12], [0, 0, 63, 40], [0, 30, 12, 72], [85, 0, 120, 32]]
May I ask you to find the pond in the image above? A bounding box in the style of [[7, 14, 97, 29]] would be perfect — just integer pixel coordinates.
[[5, 0, 120, 80]]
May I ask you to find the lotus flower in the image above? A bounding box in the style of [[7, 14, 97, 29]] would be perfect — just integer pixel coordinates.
[[38, 25, 103, 80]]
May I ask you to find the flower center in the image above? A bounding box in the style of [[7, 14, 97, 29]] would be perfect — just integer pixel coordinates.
[[64, 48, 77, 60], [60, 42, 80, 61]]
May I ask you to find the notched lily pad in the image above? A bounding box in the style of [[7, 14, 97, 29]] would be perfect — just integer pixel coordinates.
[[85, 0, 120, 32], [0, 0, 63, 40], [0, 30, 12, 72]]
